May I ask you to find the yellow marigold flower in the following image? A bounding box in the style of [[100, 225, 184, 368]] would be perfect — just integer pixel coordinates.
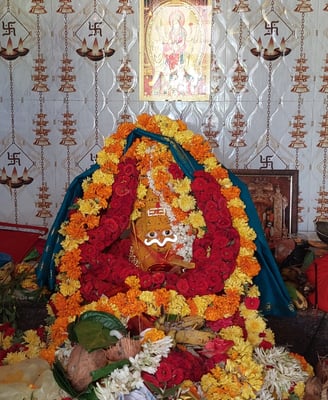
[[177, 193, 196, 212], [173, 177, 191, 194], [225, 269, 251, 293], [220, 326, 244, 341], [136, 182, 147, 200], [135, 140, 149, 156], [60, 237, 82, 252], [187, 210, 206, 230], [23, 330, 41, 346], [174, 129, 194, 144], [139, 291, 161, 316], [167, 291, 190, 316], [96, 149, 112, 166], [130, 208, 141, 221], [92, 169, 115, 186], [238, 246, 255, 257], [228, 197, 246, 209], [218, 177, 233, 188], [125, 275, 140, 289], [245, 315, 266, 337], [233, 218, 257, 241], [4, 352, 27, 365], [59, 278, 81, 296], [264, 328, 275, 345], [203, 156, 219, 170], [2, 335, 13, 350], [77, 198, 102, 216], [293, 381, 305, 398], [247, 285, 260, 298], [192, 295, 213, 317]]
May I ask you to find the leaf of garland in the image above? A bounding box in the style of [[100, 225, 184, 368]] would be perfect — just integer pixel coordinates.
[[52, 359, 79, 398], [91, 359, 130, 382], [68, 311, 127, 349]]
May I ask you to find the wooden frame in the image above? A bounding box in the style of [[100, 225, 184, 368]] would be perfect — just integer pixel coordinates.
[[139, 0, 212, 101], [232, 169, 299, 242]]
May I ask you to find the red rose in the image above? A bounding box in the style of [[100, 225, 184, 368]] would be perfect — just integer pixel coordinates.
[[244, 296, 260, 310], [168, 367, 185, 386], [168, 162, 184, 179], [155, 361, 173, 382], [176, 278, 190, 296]]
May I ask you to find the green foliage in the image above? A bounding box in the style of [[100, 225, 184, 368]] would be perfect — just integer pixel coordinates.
[[68, 310, 127, 351], [0, 265, 47, 327]]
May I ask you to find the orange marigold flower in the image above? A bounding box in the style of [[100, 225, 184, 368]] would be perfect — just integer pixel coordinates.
[[187, 298, 199, 316], [228, 206, 247, 219], [50, 316, 70, 347], [237, 255, 261, 277], [239, 236, 256, 251], [153, 288, 170, 307], [221, 186, 241, 201], [137, 113, 152, 127], [83, 182, 112, 204], [104, 141, 125, 158], [205, 290, 240, 321], [177, 119, 187, 131], [54, 291, 82, 319], [101, 160, 119, 175], [142, 328, 165, 343], [172, 207, 188, 223], [59, 249, 81, 279], [290, 352, 310, 371], [145, 118, 161, 134], [210, 166, 229, 180], [65, 213, 88, 240], [95, 302, 115, 315], [40, 346, 56, 365], [114, 122, 135, 139]]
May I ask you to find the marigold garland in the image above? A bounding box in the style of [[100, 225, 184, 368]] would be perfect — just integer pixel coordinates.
[[39, 114, 312, 399]]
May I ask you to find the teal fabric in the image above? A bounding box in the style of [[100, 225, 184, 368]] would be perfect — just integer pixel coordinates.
[[36, 129, 295, 316], [228, 172, 295, 317], [36, 164, 99, 290]]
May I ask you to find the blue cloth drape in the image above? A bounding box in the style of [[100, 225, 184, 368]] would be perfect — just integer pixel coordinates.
[[36, 129, 295, 316]]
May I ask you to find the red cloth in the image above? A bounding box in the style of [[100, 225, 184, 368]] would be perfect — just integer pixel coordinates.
[[0, 222, 47, 264], [306, 254, 328, 311]]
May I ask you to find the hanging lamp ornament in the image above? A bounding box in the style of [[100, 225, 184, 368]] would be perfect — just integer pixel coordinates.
[[232, 0, 251, 13], [29, 0, 47, 14], [294, 0, 313, 12], [116, 0, 134, 14], [57, 0, 74, 14]]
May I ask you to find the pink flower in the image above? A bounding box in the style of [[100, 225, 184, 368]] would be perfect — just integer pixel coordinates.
[[200, 337, 234, 359]]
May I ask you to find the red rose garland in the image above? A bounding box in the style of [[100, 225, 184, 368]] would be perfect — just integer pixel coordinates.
[[76, 161, 241, 304]]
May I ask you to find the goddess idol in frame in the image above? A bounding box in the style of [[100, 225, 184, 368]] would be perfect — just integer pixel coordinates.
[[140, 0, 212, 101]]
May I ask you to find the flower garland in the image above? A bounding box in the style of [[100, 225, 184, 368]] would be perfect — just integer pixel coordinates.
[[40, 114, 312, 399]]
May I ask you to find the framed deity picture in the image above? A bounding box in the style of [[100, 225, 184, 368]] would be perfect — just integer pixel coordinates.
[[232, 169, 299, 243], [139, 0, 212, 101]]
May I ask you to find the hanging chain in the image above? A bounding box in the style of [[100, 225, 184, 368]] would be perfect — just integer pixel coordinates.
[[9, 62, 15, 143], [94, 62, 99, 144], [323, 148, 327, 192], [266, 62, 273, 146]]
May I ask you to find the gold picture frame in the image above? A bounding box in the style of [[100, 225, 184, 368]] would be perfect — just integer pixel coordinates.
[[232, 169, 299, 243], [139, 0, 212, 101]]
